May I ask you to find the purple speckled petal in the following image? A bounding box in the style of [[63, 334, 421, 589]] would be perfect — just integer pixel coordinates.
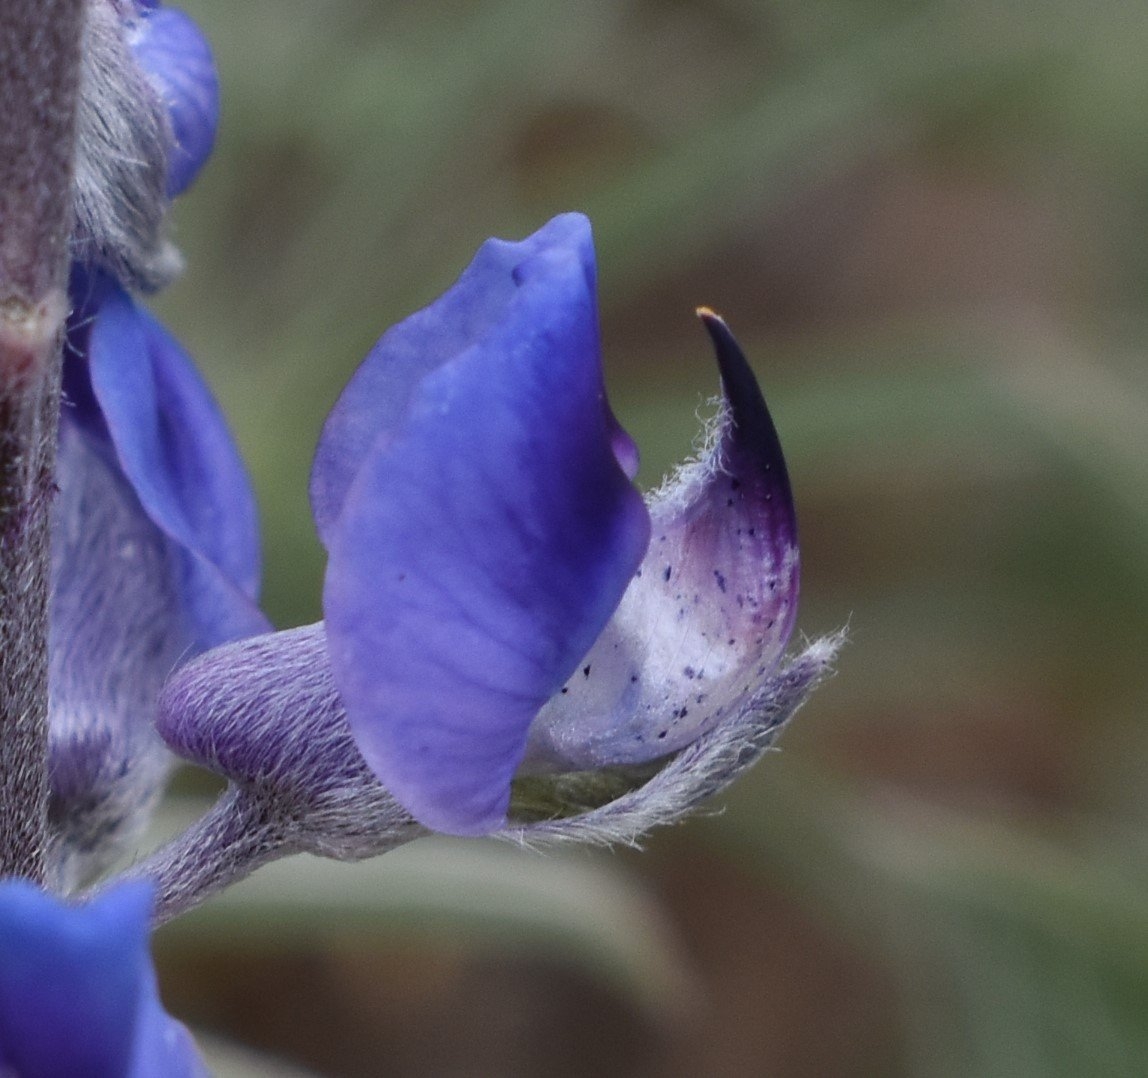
[[85, 282, 268, 648], [509, 640, 837, 846], [127, 5, 219, 196], [524, 311, 800, 770], [322, 219, 650, 834], [0, 881, 206, 1078]]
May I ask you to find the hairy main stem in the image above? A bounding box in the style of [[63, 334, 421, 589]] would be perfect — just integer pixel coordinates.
[[0, 0, 87, 882]]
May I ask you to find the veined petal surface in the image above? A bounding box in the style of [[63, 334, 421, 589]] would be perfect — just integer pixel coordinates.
[[322, 216, 650, 834], [312, 213, 613, 537]]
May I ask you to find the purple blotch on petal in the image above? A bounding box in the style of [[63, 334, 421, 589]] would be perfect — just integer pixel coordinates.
[[47, 410, 191, 888], [322, 218, 650, 834], [128, 6, 220, 196], [524, 311, 800, 771]]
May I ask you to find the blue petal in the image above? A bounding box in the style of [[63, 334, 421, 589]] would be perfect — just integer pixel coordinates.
[[85, 282, 268, 648], [311, 213, 605, 541], [128, 6, 219, 196], [322, 216, 650, 834], [0, 881, 205, 1077]]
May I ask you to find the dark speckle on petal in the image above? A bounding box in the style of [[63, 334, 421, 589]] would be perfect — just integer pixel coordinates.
[[523, 310, 801, 774]]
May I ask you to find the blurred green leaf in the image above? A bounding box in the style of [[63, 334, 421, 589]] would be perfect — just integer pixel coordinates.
[[997, 344, 1148, 539], [705, 762, 1148, 1076]]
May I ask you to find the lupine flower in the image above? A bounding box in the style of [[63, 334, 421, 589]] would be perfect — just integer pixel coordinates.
[[47, 1, 253, 887], [0, 880, 206, 1076], [124, 0, 220, 197], [74, 0, 219, 289], [48, 270, 268, 889], [154, 212, 835, 880]]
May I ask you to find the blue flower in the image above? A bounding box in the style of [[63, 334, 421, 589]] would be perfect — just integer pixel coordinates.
[[157, 213, 821, 847], [48, 1, 245, 886], [0, 880, 206, 1077], [48, 272, 268, 887], [125, 1, 220, 196], [73, 1, 220, 287], [314, 213, 653, 831]]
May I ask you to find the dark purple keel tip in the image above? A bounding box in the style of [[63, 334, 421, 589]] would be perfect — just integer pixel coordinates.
[[698, 307, 796, 545]]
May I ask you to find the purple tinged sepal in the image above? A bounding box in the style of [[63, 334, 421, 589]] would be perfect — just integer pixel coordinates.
[[145, 626, 419, 923], [157, 624, 419, 865], [0, 880, 208, 1077], [524, 310, 800, 771]]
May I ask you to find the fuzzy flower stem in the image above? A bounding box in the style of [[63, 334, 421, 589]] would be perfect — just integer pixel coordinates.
[[0, 0, 86, 882], [115, 786, 299, 926]]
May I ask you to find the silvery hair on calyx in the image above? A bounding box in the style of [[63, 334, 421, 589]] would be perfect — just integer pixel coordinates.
[[73, 0, 180, 291]]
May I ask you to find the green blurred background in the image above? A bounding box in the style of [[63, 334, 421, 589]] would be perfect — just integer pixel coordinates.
[[145, 0, 1148, 1074]]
